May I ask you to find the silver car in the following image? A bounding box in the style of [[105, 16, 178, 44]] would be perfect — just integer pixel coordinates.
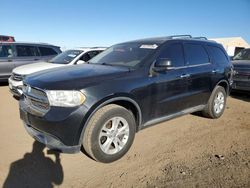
[[0, 42, 61, 82]]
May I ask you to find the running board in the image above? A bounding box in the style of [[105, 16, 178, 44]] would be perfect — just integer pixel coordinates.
[[143, 105, 206, 128]]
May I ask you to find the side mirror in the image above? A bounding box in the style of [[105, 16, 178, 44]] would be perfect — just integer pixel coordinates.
[[153, 58, 173, 72], [76, 60, 85, 65]]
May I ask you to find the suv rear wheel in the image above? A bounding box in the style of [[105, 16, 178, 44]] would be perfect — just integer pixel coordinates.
[[82, 104, 136, 163], [202, 86, 227, 119]]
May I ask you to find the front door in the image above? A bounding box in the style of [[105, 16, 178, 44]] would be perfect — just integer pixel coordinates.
[[151, 42, 189, 118]]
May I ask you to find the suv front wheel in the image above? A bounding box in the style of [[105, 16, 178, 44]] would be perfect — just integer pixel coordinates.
[[82, 104, 136, 163], [202, 86, 227, 119]]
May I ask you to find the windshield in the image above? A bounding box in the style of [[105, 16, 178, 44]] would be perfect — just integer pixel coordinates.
[[233, 49, 250, 60], [49, 50, 83, 64], [88, 42, 158, 68]]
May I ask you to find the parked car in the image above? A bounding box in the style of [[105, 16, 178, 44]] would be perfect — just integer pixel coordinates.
[[0, 42, 61, 82], [231, 48, 250, 91], [0, 35, 15, 42], [19, 35, 233, 163], [9, 47, 106, 97]]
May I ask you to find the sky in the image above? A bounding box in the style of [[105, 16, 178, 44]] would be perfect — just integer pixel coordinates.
[[1, 0, 250, 49]]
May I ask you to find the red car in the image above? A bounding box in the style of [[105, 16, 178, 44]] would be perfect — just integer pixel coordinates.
[[0, 35, 15, 42]]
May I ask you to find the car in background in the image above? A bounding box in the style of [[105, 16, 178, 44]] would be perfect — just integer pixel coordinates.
[[231, 48, 250, 91], [0, 35, 15, 42], [9, 47, 106, 96], [0, 42, 61, 82]]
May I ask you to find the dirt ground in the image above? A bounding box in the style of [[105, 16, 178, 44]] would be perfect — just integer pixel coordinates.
[[0, 84, 249, 188]]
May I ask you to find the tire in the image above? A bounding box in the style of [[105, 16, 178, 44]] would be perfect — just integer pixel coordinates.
[[202, 86, 227, 119], [82, 104, 136, 163]]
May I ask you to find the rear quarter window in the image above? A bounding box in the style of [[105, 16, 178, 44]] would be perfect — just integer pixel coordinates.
[[0, 45, 14, 58], [39, 47, 58, 56], [184, 43, 209, 65], [207, 46, 229, 64]]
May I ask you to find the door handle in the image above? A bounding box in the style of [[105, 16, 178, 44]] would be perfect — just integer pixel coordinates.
[[180, 74, 190, 78], [212, 69, 217, 73]]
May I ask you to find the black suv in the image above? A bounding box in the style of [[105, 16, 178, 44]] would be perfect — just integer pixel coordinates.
[[19, 35, 233, 163]]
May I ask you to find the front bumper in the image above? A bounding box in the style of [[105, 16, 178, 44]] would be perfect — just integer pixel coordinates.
[[8, 77, 23, 96], [23, 123, 81, 153], [19, 97, 90, 153]]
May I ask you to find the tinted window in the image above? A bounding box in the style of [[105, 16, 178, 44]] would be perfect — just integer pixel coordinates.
[[88, 51, 100, 59], [16, 45, 39, 57], [184, 44, 209, 65], [80, 53, 91, 62], [159, 43, 185, 67], [0, 45, 13, 58], [232, 48, 250, 61], [207, 46, 229, 63], [39, 47, 57, 56]]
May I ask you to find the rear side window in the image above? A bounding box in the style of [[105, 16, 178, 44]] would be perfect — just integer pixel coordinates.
[[184, 44, 209, 65], [207, 46, 229, 64], [39, 47, 57, 56], [159, 43, 185, 67], [87, 51, 100, 59], [16, 45, 39, 57], [0, 45, 13, 58]]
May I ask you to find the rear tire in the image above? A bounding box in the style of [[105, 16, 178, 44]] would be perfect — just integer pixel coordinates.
[[202, 86, 227, 119], [82, 104, 136, 163]]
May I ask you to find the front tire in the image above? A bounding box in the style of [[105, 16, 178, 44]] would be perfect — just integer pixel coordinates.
[[82, 104, 136, 163], [202, 86, 227, 119]]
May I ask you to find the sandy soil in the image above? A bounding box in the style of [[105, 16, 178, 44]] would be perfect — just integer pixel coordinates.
[[0, 84, 249, 188]]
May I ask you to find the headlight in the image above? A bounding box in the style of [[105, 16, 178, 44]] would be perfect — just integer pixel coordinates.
[[46, 90, 86, 107]]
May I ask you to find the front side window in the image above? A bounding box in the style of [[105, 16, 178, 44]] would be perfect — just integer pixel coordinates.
[[49, 50, 83, 64], [158, 43, 185, 67], [233, 48, 250, 60], [16, 45, 39, 57], [88, 42, 158, 68], [0, 45, 13, 58], [184, 43, 209, 65], [39, 47, 57, 56]]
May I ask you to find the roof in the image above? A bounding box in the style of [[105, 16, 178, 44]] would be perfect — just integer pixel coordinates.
[[73, 47, 107, 51], [0, 41, 59, 47], [123, 35, 217, 45]]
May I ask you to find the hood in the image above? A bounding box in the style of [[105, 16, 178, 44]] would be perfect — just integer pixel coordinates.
[[232, 60, 250, 69], [25, 64, 130, 90], [13, 62, 65, 75]]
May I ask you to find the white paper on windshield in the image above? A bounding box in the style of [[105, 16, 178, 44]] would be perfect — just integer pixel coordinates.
[[140, 44, 158, 49], [68, 54, 77, 57]]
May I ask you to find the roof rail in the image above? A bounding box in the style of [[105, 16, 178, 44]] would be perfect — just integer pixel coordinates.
[[193, 37, 208, 40], [169, 35, 192, 39]]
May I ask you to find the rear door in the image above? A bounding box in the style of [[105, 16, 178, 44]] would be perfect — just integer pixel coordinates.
[[0, 44, 15, 79], [13, 45, 40, 68], [183, 42, 214, 107]]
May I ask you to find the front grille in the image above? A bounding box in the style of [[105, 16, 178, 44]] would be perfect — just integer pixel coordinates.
[[12, 73, 24, 81], [23, 84, 50, 116]]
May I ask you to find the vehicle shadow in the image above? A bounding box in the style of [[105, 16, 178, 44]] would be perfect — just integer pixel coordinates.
[[230, 91, 250, 102], [3, 141, 64, 188]]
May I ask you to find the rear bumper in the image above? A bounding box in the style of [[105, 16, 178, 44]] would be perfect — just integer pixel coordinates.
[[24, 123, 81, 153]]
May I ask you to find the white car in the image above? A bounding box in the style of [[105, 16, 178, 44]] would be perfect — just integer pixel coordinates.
[[8, 47, 106, 96]]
